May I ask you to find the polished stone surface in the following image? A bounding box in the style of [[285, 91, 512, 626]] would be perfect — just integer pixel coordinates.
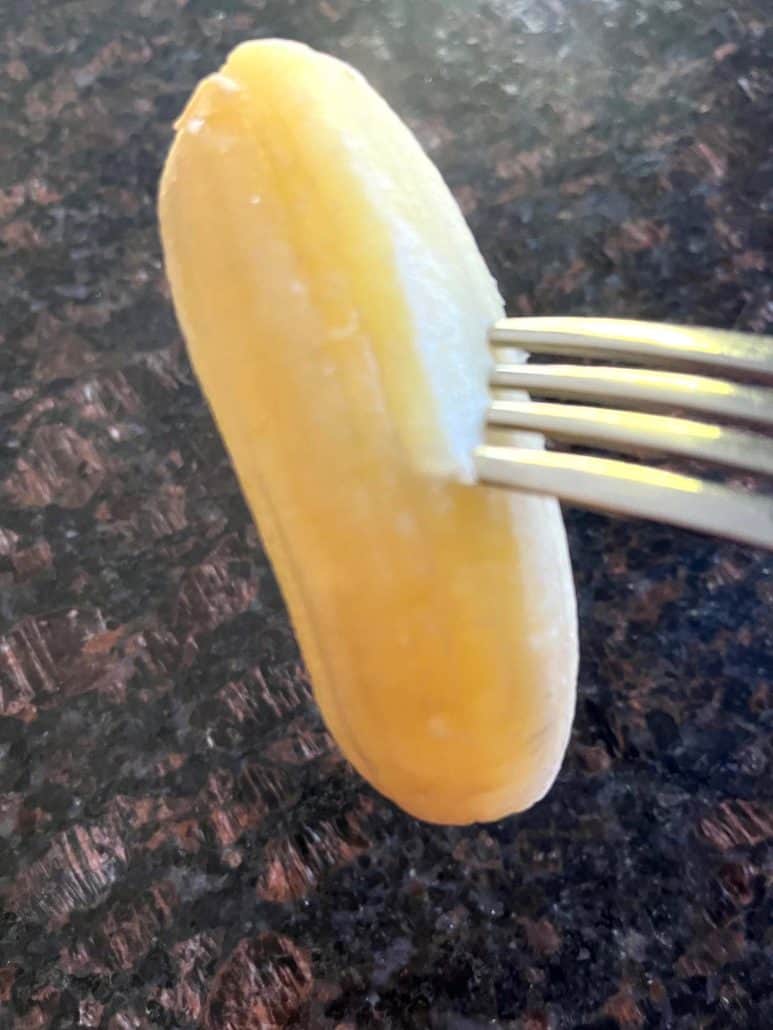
[[0, 1, 771, 1027]]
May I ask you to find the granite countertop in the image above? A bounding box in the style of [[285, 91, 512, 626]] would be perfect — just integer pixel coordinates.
[[0, 1, 771, 1027]]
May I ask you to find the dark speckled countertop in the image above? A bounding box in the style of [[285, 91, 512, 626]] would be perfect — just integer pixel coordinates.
[[0, 1, 772, 1027]]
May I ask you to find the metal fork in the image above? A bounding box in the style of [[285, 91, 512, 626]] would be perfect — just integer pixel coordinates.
[[474, 318, 773, 550]]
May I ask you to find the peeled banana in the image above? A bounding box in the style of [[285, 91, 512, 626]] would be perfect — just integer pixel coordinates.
[[159, 40, 578, 824]]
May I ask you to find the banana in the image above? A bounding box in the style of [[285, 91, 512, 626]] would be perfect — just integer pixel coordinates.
[[159, 40, 578, 824]]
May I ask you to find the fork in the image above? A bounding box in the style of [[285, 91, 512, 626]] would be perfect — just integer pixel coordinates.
[[474, 318, 773, 550]]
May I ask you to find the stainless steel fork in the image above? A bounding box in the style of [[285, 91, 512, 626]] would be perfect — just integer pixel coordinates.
[[474, 318, 773, 550]]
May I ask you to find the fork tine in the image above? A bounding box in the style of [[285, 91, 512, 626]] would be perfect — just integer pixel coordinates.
[[490, 363, 773, 429], [487, 399, 773, 476], [490, 317, 773, 381], [474, 446, 773, 551]]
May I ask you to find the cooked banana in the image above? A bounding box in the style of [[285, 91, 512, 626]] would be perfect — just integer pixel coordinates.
[[159, 40, 578, 824]]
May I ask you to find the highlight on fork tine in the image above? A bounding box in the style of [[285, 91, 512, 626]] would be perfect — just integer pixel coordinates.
[[489, 317, 773, 380]]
